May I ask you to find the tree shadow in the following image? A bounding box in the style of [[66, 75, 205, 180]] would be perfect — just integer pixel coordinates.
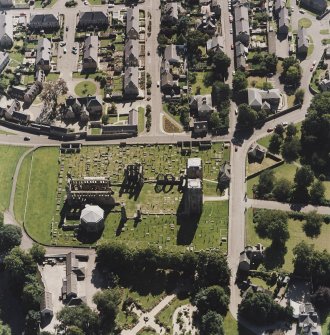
[[264, 242, 287, 270]]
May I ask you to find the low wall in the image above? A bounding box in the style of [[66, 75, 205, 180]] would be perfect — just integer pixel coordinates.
[[246, 160, 284, 180]]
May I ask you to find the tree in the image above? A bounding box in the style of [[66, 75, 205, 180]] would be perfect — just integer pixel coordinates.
[[294, 166, 314, 188], [187, 30, 208, 52], [212, 81, 230, 107], [294, 88, 305, 104], [285, 66, 302, 85], [232, 70, 247, 92], [239, 292, 292, 325], [93, 288, 121, 329], [257, 170, 275, 198], [25, 310, 40, 335], [281, 136, 301, 162], [56, 304, 99, 335], [40, 79, 68, 110], [200, 311, 224, 335], [237, 104, 257, 129], [193, 286, 229, 316], [311, 286, 330, 310], [286, 123, 297, 138], [254, 210, 289, 244], [0, 224, 22, 254], [282, 56, 297, 72], [269, 133, 283, 154], [310, 180, 325, 204], [29, 243, 46, 264], [0, 320, 11, 335], [303, 211, 322, 238], [211, 51, 231, 78], [273, 178, 292, 202], [209, 112, 221, 132], [22, 275, 43, 311]]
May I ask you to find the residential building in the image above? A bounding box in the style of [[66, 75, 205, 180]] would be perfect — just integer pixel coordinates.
[[247, 88, 281, 111], [0, 0, 13, 7], [128, 108, 138, 126], [83, 35, 98, 71], [248, 143, 266, 161], [300, 0, 326, 13], [197, 15, 217, 35], [124, 66, 139, 96], [193, 121, 208, 137], [40, 292, 53, 319], [235, 41, 247, 70], [36, 38, 52, 72], [211, 0, 221, 17], [77, 11, 109, 30], [274, 0, 284, 16], [163, 2, 179, 22], [297, 27, 308, 55], [0, 51, 9, 74], [278, 6, 289, 35], [0, 12, 13, 50], [9, 85, 26, 100], [298, 303, 319, 334], [65, 95, 103, 120], [29, 14, 60, 31], [190, 94, 215, 120], [239, 244, 265, 272], [234, 4, 250, 46], [164, 44, 182, 64], [206, 35, 224, 54], [124, 38, 139, 67], [126, 7, 139, 40], [80, 205, 104, 234], [24, 81, 42, 106]]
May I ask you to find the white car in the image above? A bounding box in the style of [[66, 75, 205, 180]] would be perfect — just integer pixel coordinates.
[[63, 47, 67, 54], [299, 9, 305, 13], [282, 121, 288, 127], [230, 28, 233, 34], [313, 60, 317, 66], [60, 42, 66, 47], [157, 81, 160, 87], [108, 3, 114, 7]]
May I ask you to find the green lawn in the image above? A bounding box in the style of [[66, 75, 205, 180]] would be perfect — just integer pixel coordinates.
[[9, 52, 24, 63], [46, 73, 60, 82], [322, 39, 330, 45], [298, 17, 312, 28], [307, 35, 314, 57], [138, 107, 145, 133], [0, 146, 29, 212], [74, 81, 97, 97], [137, 329, 157, 335], [190, 72, 212, 95], [324, 181, 330, 200], [223, 312, 255, 335], [321, 314, 330, 335], [246, 209, 330, 272], [247, 163, 297, 198], [320, 29, 329, 35], [247, 76, 273, 89], [0, 130, 14, 135], [72, 72, 102, 79], [155, 296, 190, 333], [88, 0, 102, 4], [91, 128, 101, 135], [34, 0, 57, 8]]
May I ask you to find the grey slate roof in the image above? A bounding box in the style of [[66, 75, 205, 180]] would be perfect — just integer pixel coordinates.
[[234, 5, 249, 36], [0, 12, 13, 42], [29, 14, 59, 29], [163, 2, 179, 20], [164, 44, 181, 63], [126, 7, 139, 37], [206, 36, 224, 52], [297, 26, 308, 50], [124, 66, 139, 94], [36, 38, 51, 65], [78, 11, 108, 28], [128, 108, 138, 125], [124, 38, 139, 64], [278, 7, 289, 31], [83, 35, 98, 64]]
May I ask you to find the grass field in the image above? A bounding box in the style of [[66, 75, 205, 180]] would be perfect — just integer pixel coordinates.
[[163, 116, 182, 133], [298, 17, 312, 28], [0, 146, 28, 212], [16, 144, 230, 247], [223, 312, 255, 335], [137, 329, 157, 335], [190, 72, 212, 95], [138, 107, 145, 133], [246, 209, 330, 272], [0, 130, 14, 135], [74, 81, 97, 97]]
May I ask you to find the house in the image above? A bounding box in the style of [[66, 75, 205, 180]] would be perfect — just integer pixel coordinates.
[[235, 41, 247, 70], [325, 46, 330, 59], [206, 35, 224, 54], [128, 108, 138, 126], [77, 11, 109, 30], [124, 38, 139, 67], [36, 38, 52, 72], [238, 251, 250, 272], [164, 44, 182, 64], [83, 35, 98, 71], [0, 51, 9, 74], [234, 4, 250, 46], [124, 66, 139, 96], [40, 292, 53, 319], [163, 2, 179, 22], [297, 27, 308, 55], [24, 81, 42, 106], [3, 99, 30, 124], [126, 7, 139, 40], [300, 0, 326, 13], [320, 78, 330, 91], [102, 124, 138, 136], [80, 205, 104, 234], [248, 143, 266, 161], [239, 244, 265, 272], [278, 6, 289, 35], [193, 120, 208, 137], [0, 12, 13, 50], [197, 15, 217, 35], [298, 303, 319, 334], [9, 85, 26, 100], [218, 161, 231, 189], [274, 0, 284, 16], [190, 94, 215, 120], [0, 0, 13, 7], [65, 95, 103, 120], [211, 0, 221, 17], [29, 14, 59, 31], [247, 88, 281, 111]]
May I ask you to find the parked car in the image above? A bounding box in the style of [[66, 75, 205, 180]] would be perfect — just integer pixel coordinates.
[[60, 42, 66, 47], [24, 136, 31, 141], [230, 28, 233, 34], [63, 47, 67, 54], [310, 65, 314, 71], [313, 60, 316, 66], [299, 9, 305, 13], [231, 44, 234, 49], [267, 128, 274, 132], [282, 121, 288, 127]]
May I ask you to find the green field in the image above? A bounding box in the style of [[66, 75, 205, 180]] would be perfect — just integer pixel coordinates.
[[16, 144, 230, 247], [138, 107, 145, 133], [190, 72, 212, 95], [0, 146, 28, 211], [74, 81, 97, 97], [246, 209, 330, 272], [298, 17, 312, 28]]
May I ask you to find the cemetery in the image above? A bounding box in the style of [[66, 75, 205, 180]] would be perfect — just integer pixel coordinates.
[[18, 142, 230, 250]]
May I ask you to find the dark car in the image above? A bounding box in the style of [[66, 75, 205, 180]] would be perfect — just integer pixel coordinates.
[[24, 136, 31, 141]]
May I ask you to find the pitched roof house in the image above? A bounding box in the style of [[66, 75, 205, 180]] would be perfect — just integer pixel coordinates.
[[24, 81, 43, 106], [300, 0, 326, 13], [247, 88, 281, 111], [206, 35, 224, 53], [29, 14, 60, 31], [278, 6, 289, 35], [77, 11, 109, 29], [36, 38, 52, 71], [163, 2, 179, 21], [164, 44, 182, 64], [126, 7, 139, 39], [0, 51, 9, 74], [40, 292, 53, 318], [124, 38, 139, 67], [124, 66, 139, 96], [0, 0, 13, 7], [235, 41, 247, 70], [83, 35, 98, 71], [297, 27, 308, 55], [0, 12, 13, 50], [190, 94, 215, 120], [234, 4, 250, 46]]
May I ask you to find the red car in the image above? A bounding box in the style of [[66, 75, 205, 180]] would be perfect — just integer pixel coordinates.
[[267, 128, 274, 132]]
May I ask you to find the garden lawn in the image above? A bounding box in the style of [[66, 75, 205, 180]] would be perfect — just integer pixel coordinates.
[[74, 81, 97, 97], [46, 73, 60, 82], [0, 146, 28, 211], [298, 17, 312, 28], [190, 72, 212, 95], [19, 148, 59, 244], [155, 296, 190, 332], [163, 115, 182, 133], [246, 208, 330, 272], [138, 107, 145, 133], [223, 312, 255, 335], [34, 0, 57, 7], [324, 181, 330, 200], [247, 163, 297, 198]]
